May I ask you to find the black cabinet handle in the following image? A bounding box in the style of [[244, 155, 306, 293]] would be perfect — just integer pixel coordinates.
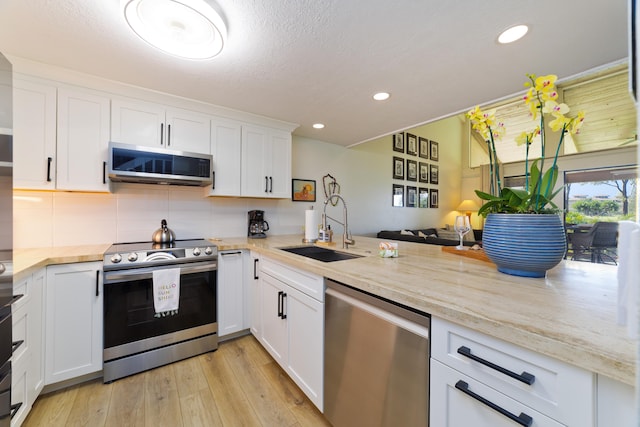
[[46, 157, 52, 182], [269, 176, 273, 193], [212, 171, 215, 189], [95, 270, 100, 297], [277, 291, 283, 318], [281, 292, 287, 319], [103, 161, 107, 184], [11, 340, 24, 354], [167, 124, 171, 146], [264, 176, 269, 192], [160, 123, 164, 145], [457, 346, 535, 385], [10, 402, 22, 419], [455, 380, 532, 426], [253, 258, 259, 279]]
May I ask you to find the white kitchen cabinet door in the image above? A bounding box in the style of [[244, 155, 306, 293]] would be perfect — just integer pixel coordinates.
[[597, 375, 635, 427], [13, 79, 57, 190], [165, 107, 211, 153], [285, 283, 323, 410], [45, 262, 103, 385], [57, 87, 110, 192], [430, 359, 563, 427], [111, 98, 165, 148], [241, 125, 292, 198], [217, 250, 245, 338], [209, 117, 242, 196], [248, 252, 261, 337], [259, 272, 288, 366]]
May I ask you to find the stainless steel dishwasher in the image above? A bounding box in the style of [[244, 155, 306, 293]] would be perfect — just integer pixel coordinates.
[[324, 279, 430, 427]]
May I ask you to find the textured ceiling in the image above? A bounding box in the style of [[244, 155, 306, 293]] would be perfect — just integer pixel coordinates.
[[0, 0, 630, 146]]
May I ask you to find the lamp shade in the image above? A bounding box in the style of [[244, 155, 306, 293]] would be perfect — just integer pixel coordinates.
[[457, 199, 480, 212]]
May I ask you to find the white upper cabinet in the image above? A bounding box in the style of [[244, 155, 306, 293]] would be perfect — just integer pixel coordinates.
[[208, 117, 242, 196], [241, 125, 291, 198], [13, 79, 57, 190], [111, 97, 211, 154], [56, 87, 110, 192]]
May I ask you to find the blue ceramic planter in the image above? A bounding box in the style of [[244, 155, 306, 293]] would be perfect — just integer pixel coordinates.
[[482, 213, 566, 278]]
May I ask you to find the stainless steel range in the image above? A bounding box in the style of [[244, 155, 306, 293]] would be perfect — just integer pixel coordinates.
[[102, 239, 218, 383]]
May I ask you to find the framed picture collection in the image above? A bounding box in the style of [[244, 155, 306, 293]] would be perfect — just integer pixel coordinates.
[[391, 132, 439, 208]]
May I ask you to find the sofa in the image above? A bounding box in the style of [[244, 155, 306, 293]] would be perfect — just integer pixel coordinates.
[[376, 228, 482, 247]]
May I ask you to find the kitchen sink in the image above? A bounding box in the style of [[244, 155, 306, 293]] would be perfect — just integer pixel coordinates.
[[280, 245, 363, 262]]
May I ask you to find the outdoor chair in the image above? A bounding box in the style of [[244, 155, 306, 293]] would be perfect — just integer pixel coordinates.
[[570, 222, 619, 264]]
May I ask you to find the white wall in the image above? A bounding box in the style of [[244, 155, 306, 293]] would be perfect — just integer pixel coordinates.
[[13, 117, 466, 248]]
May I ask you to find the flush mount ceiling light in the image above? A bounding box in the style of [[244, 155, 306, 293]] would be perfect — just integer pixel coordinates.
[[373, 92, 390, 101], [313, 123, 325, 129], [122, 0, 227, 60], [498, 24, 529, 44]]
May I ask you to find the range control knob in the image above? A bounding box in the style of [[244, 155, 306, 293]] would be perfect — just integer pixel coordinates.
[[110, 253, 122, 264], [204, 247, 213, 255], [127, 252, 138, 262], [193, 247, 201, 256]]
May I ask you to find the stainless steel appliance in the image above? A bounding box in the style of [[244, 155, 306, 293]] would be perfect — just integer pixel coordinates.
[[248, 210, 269, 238], [102, 239, 218, 382], [324, 279, 430, 427], [108, 141, 213, 186]]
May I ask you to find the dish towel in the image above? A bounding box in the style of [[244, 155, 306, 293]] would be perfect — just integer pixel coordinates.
[[616, 221, 640, 339], [153, 268, 180, 317]]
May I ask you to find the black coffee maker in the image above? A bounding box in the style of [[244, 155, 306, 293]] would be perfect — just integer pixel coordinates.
[[248, 210, 269, 238]]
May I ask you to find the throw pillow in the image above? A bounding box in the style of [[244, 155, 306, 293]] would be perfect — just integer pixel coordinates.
[[400, 230, 415, 236]]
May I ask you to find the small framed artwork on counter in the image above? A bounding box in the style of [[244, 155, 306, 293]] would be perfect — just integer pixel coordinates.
[[419, 188, 429, 208], [419, 137, 430, 159], [393, 156, 404, 180], [430, 140, 439, 161], [392, 184, 404, 207], [406, 133, 418, 156], [406, 186, 417, 207], [430, 164, 439, 185], [406, 159, 417, 181], [393, 132, 405, 153], [430, 189, 439, 208], [291, 179, 316, 202], [419, 162, 429, 183]]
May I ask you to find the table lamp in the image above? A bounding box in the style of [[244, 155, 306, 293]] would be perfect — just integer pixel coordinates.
[[456, 199, 480, 220]]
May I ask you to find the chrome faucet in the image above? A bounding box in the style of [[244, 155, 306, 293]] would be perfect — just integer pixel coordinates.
[[321, 194, 355, 249]]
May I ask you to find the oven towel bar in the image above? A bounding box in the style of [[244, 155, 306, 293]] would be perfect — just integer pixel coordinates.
[[152, 268, 181, 317]]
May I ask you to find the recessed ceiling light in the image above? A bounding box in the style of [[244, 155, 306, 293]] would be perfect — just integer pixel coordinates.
[[313, 123, 325, 129], [373, 92, 390, 101], [123, 0, 227, 60], [498, 24, 529, 44]]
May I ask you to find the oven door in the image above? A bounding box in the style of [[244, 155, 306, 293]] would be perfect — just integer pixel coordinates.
[[103, 261, 216, 358]]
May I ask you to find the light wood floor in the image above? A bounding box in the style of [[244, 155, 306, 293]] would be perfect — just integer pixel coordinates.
[[23, 335, 331, 427]]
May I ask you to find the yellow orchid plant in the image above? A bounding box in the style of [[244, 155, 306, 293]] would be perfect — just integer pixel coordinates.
[[467, 74, 585, 216]]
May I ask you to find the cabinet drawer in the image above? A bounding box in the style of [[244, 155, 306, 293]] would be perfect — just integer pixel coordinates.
[[11, 304, 28, 363], [260, 257, 324, 302], [431, 359, 563, 427], [432, 317, 593, 426]]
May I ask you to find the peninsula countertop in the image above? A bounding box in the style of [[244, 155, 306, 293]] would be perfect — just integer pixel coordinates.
[[14, 235, 635, 385]]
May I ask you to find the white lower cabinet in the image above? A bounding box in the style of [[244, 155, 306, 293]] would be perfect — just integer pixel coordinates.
[[44, 262, 103, 385], [248, 252, 261, 337], [217, 250, 246, 338], [256, 256, 324, 411], [11, 269, 45, 427], [430, 317, 594, 427]]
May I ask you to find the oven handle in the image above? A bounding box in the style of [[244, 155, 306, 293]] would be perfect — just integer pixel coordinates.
[[103, 261, 216, 284]]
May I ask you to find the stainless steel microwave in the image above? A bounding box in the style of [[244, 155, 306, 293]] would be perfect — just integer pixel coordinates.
[[108, 142, 213, 187]]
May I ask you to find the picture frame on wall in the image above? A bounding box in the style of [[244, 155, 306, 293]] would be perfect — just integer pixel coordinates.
[[291, 179, 316, 202], [419, 137, 430, 159], [430, 189, 439, 208], [406, 133, 418, 156], [393, 132, 405, 153], [430, 164, 439, 184], [406, 186, 417, 207], [419, 188, 429, 208], [406, 159, 417, 181], [393, 156, 404, 180], [392, 184, 404, 207], [430, 140, 439, 161], [419, 162, 429, 183]]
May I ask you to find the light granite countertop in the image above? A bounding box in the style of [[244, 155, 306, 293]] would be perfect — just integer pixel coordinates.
[[14, 235, 636, 386]]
